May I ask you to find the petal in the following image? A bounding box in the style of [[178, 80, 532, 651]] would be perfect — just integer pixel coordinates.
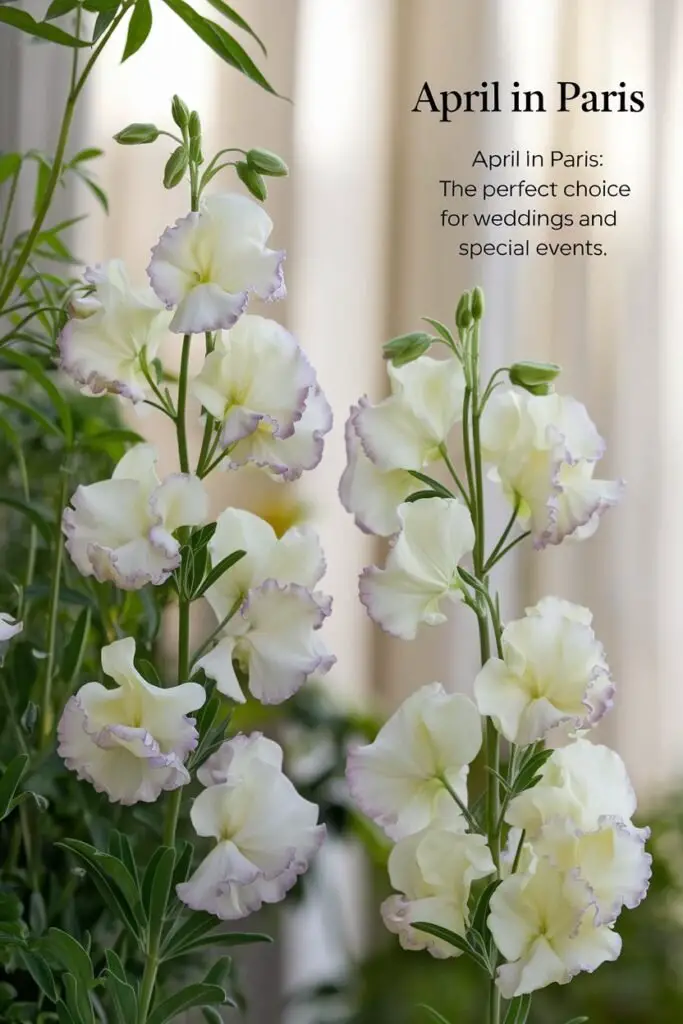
[[113, 443, 160, 489], [197, 732, 284, 787], [240, 580, 334, 704], [267, 524, 326, 590], [474, 659, 530, 743], [381, 894, 466, 958], [248, 384, 333, 481], [206, 507, 276, 614], [388, 354, 466, 441], [359, 565, 449, 640], [356, 394, 435, 471], [0, 613, 22, 642], [176, 840, 265, 920], [390, 499, 475, 586], [496, 936, 569, 998], [170, 284, 248, 334], [339, 403, 419, 535], [150, 473, 208, 532], [196, 636, 245, 703]]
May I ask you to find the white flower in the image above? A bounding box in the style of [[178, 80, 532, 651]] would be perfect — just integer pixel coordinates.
[[346, 682, 482, 840], [354, 354, 466, 471], [359, 498, 474, 640], [148, 193, 285, 334], [0, 613, 22, 643], [57, 637, 205, 804], [63, 444, 208, 590], [191, 316, 325, 478], [481, 388, 623, 548], [474, 596, 613, 744], [177, 734, 324, 919], [382, 829, 494, 958], [488, 858, 621, 998], [195, 508, 334, 704], [339, 402, 420, 536], [506, 739, 651, 924], [58, 260, 170, 403]]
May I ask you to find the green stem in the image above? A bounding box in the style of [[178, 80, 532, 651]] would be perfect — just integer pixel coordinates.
[[176, 335, 192, 474], [0, 170, 20, 255], [40, 470, 68, 747], [439, 443, 471, 509], [0, 3, 132, 314], [196, 333, 217, 474], [137, 941, 160, 1024], [440, 774, 481, 834]]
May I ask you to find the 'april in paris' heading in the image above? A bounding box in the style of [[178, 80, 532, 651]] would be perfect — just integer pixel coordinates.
[[412, 81, 645, 120]]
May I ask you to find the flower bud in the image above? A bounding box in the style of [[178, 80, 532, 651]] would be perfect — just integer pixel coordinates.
[[236, 161, 268, 202], [246, 148, 289, 177], [188, 111, 203, 164], [113, 123, 160, 146], [171, 95, 190, 130], [455, 291, 472, 331], [382, 332, 432, 367], [471, 286, 485, 321], [163, 146, 189, 189], [509, 361, 561, 393]]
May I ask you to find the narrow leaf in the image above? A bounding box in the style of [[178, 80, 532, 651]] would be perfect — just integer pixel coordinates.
[[121, 0, 152, 61], [196, 550, 245, 598], [503, 994, 532, 1024], [164, 931, 272, 962], [404, 489, 445, 503], [0, 496, 51, 543], [0, 7, 90, 45], [470, 879, 502, 943], [411, 922, 490, 973], [16, 949, 57, 1002], [0, 152, 21, 185], [78, 427, 145, 451], [46, 0, 80, 18], [57, 841, 143, 937], [69, 147, 104, 166], [103, 963, 137, 1024], [407, 470, 454, 499], [203, 0, 266, 54], [147, 984, 227, 1024], [60, 607, 92, 686], [0, 753, 28, 821], [0, 349, 73, 442], [38, 929, 93, 990], [147, 847, 176, 935], [417, 1007, 452, 1024]]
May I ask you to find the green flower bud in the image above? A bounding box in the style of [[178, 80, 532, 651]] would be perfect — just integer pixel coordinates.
[[236, 161, 268, 202], [163, 146, 189, 189], [246, 147, 289, 177], [509, 361, 561, 392], [455, 291, 472, 331], [188, 112, 203, 165], [113, 122, 160, 145], [382, 332, 432, 367], [171, 95, 190, 130], [471, 286, 485, 321]]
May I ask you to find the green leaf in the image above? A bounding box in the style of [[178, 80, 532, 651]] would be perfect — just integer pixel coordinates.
[[57, 840, 143, 936], [513, 748, 553, 795], [407, 470, 454, 499], [164, 931, 272, 962], [404, 489, 445, 504], [203, 0, 266, 54], [195, 550, 245, 598], [0, 495, 52, 544], [122, 0, 152, 61], [469, 879, 501, 944], [69, 147, 104, 166], [0, 753, 28, 821], [72, 170, 109, 213], [103, 954, 137, 1024], [0, 349, 73, 443], [92, 6, 117, 42], [503, 994, 532, 1024], [421, 316, 457, 348], [16, 949, 57, 1002], [191, 522, 217, 553], [147, 984, 227, 1024], [147, 847, 176, 935], [29, 892, 47, 936], [235, 161, 267, 201], [137, 658, 162, 687], [78, 427, 145, 452], [56, 1000, 78, 1024], [0, 7, 90, 45], [38, 929, 93, 991], [171, 841, 194, 887], [202, 1010, 223, 1024], [0, 393, 61, 437], [0, 152, 21, 185], [0, 892, 23, 922], [411, 922, 490, 973], [63, 972, 94, 1024], [161, 911, 220, 957], [46, 0, 80, 17], [60, 607, 91, 686], [161, 0, 276, 94], [417, 1007, 452, 1024]]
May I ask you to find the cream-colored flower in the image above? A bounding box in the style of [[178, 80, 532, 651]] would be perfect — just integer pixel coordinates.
[[191, 316, 325, 478], [148, 193, 284, 334], [57, 637, 205, 804], [63, 445, 208, 590], [474, 596, 613, 744], [196, 508, 334, 703], [359, 497, 474, 639], [354, 354, 465, 472], [506, 739, 651, 924], [382, 828, 494, 958], [0, 613, 22, 643], [177, 734, 324, 919], [489, 857, 621, 998], [347, 683, 482, 840], [59, 260, 170, 403], [481, 388, 623, 548]]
